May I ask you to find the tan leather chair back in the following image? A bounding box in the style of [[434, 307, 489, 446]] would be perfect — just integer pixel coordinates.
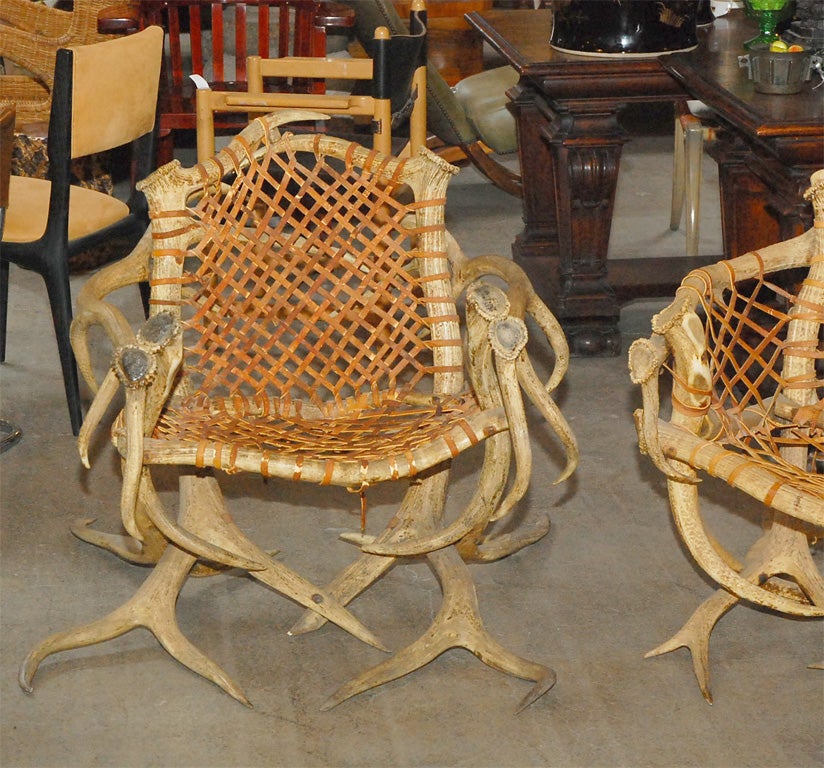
[[70, 26, 164, 158]]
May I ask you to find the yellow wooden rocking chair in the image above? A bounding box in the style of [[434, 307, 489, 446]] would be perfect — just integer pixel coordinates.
[[629, 169, 824, 703], [21, 111, 577, 710]]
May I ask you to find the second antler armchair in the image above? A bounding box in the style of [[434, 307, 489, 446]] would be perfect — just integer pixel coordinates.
[[21, 111, 578, 710], [629, 169, 824, 703]]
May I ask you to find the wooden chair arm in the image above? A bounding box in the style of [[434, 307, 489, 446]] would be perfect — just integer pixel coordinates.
[[315, 1, 356, 28], [97, 2, 142, 34]]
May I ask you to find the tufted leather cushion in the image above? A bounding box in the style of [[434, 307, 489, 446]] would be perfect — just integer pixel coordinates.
[[453, 65, 518, 155]]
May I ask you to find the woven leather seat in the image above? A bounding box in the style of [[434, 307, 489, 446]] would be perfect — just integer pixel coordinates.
[[22, 112, 578, 710], [141, 393, 505, 479]]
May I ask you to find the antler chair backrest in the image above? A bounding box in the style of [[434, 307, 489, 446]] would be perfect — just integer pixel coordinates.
[[144, 122, 463, 419]]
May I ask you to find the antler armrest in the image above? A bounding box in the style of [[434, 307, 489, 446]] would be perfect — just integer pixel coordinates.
[[629, 291, 711, 484], [78, 310, 182, 468], [71, 228, 153, 393], [628, 334, 683, 481], [455, 252, 569, 391], [464, 272, 578, 517], [90, 312, 183, 540], [113, 311, 183, 421]]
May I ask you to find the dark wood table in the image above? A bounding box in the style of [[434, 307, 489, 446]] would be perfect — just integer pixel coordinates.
[[465, 8, 822, 355], [662, 14, 824, 264]]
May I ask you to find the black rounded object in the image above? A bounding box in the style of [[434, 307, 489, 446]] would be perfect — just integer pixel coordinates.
[[550, 0, 700, 56]]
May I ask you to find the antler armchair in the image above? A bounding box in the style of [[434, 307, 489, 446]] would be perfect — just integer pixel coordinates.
[[21, 111, 577, 709], [629, 169, 824, 702]]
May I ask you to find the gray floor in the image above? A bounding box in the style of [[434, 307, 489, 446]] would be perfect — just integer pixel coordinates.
[[1, 124, 822, 768]]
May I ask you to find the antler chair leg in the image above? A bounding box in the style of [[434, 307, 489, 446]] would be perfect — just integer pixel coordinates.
[[21, 471, 390, 703], [70, 468, 169, 566], [289, 450, 547, 634], [324, 539, 556, 712], [289, 470, 447, 637], [288, 468, 555, 710], [178, 474, 386, 651], [20, 515, 252, 705], [456, 516, 551, 563], [647, 516, 823, 703]]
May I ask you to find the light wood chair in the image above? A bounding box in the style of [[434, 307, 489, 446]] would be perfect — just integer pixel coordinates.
[[21, 111, 578, 709], [133, 0, 355, 165], [669, 99, 718, 256], [193, 0, 427, 162], [629, 169, 824, 702]]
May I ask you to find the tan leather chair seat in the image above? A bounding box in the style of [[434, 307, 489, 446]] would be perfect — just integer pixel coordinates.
[[4, 175, 130, 243]]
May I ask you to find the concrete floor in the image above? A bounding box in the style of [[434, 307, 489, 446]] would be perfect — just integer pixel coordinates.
[[1, 121, 822, 767]]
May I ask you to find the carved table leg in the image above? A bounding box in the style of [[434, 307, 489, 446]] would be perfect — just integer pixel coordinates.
[[542, 106, 627, 355], [708, 130, 814, 259], [509, 85, 628, 356]]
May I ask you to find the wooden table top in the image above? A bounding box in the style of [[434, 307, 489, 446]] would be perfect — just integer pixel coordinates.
[[468, 9, 823, 150], [465, 9, 687, 100], [467, 9, 682, 74], [663, 13, 824, 143]]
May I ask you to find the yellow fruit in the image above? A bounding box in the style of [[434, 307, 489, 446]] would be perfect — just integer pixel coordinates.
[[769, 39, 789, 52]]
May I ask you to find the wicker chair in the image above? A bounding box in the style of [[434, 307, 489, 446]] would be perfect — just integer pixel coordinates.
[[629, 169, 824, 703], [0, 0, 119, 127], [21, 111, 578, 709]]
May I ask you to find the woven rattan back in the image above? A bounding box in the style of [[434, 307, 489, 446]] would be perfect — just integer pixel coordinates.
[[142, 117, 462, 412]]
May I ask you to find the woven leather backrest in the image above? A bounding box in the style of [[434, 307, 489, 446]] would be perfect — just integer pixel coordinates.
[[152, 128, 462, 411], [692, 257, 823, 479]]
